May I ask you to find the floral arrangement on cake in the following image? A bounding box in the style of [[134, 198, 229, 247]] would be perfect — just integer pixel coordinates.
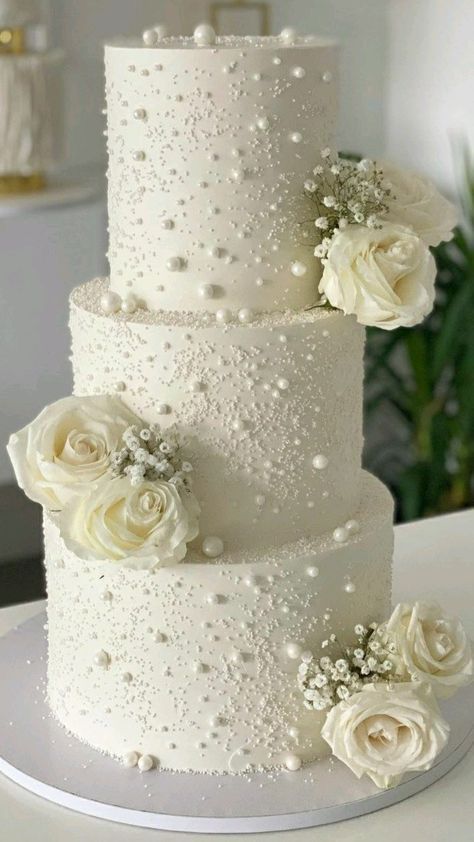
[[303, 152, 458, 329], [7, 394, 200, 569], [297, 601, 473, 788]]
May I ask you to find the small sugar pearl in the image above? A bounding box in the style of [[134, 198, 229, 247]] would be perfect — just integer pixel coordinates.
[[114, 381, 126, 392], [190, 380, 205, 393], [322, 70, 333, 83], [94, 650, 109, 668], [307, 566, 319, 578], [194, 23, 216, 46], [207, 593, 220, 605], [122, 672, 133, 683], [238, 308, 254, 324], [166, 256, 183, 271], [142, 29, 158, 46], [101, 590, 113, 602], [312, 454, 328, 470], [289, 131, 302, 144], [162, 219, 174, 230], [257, 116, 269, 130], [288, 726, 300, 739], [123, 751, 138, 768], [291, 260, 307, 277], [292, 66, 306, 79], [202, 536, 224, 558], [280, 27, 297, 44], [255, 494, 266, 507], [193, 661, 205, 673], [333, 527, 349, 543], [216, 308, 232, 324], [121, 295, 138, 314], [277, 377, 289, 390], [153, 24, 168, 39], [133, 108, 146, 120], [273, 56, 282, 65], [199, 283, 215, 299], [344, 581, 356, 593], [156, 403, 171, 415], [345, 519, 360, 535], [285, 753, 302, 771], [100, 291, 121, 315], [286, 642, 302, 660], [132, 150, 145, 161], [138, 754, 154, 772]]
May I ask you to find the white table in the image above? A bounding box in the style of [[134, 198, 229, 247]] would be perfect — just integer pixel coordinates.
[[1, 510, 473, 842]]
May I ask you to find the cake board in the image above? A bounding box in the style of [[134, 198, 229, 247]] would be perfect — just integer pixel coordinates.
[[0, 613, 472, 834]]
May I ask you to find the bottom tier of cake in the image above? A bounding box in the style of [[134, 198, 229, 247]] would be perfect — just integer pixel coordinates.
[[45, 472, 393, 774]]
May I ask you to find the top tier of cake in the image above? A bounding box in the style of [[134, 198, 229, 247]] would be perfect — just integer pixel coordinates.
[[105, 35, 338, 314]]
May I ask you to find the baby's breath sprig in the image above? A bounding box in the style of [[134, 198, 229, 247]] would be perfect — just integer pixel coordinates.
[[110, 425, 193, 489], [297, 622, 401, 712], [301, 149, 392, 260]]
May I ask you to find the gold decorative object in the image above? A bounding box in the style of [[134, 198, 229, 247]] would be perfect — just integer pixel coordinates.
[[210, 1, 270, 37], [0, 173, 46, 195], [0, 27, 25, 54]]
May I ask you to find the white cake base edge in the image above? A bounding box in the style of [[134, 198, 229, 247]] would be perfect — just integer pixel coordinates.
[[1, 612, 472, 834]]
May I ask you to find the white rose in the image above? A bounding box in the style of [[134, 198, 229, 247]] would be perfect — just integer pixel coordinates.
[[385, 601, 473, 698], [382, 161, 458, 247], [7, 395, 140, 510], [319, 223, 436, 329], [322, 682, 449, 789], [59, 476, 200, 569]]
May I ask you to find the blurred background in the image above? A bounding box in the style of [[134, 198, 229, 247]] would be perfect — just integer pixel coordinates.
[[0, 0, 472, 604]]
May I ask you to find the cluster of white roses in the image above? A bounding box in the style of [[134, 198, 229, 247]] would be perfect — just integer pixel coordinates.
[[7, 395, 200, 570], [305, 152, 458, 329], [298, 601, 472, 789]]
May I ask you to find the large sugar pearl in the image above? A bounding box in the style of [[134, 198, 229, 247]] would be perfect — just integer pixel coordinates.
[[94, 650, 109, 668], [142, 29, 158, 46], [238, 308, 254, 324], [345, 519, 360, 535], [100, 291, 121, 315], [121, 295, 138, 314], [280, 27, 297, 44], [123, 751, 139, 768], [312, 454, 328, 470], [194, 23, 216, 46], [202, 536, 224, 558], [286, 642, 302, 660], [199, 283, 215, 299], [166, 256, 183, 271], [216, 308, 232, 324], [333, 526, 349, 543], [138, 754, 154, 772], [291, 260, 307, 277], [153, 24, 168, 39], [292, 66, 306, 79], [284, 753, 302, 771]]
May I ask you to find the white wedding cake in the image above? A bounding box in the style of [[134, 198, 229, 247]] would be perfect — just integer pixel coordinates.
[[9, 25, 468, 786]]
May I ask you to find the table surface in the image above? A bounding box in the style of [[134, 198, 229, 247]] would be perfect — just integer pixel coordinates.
[[1, 509, 473, 842]]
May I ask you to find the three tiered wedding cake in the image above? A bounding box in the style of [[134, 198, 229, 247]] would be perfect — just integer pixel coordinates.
[[9, 25, 470, 786]]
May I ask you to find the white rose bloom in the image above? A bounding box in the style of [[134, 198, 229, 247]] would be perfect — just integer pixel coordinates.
[[381, 161, 458, 247], [322, 682, 449, 789], [7, 395, 141, 510], [319, 223, 436, 329], [385, 601, 473, 698], [59, 476, 200, 569]]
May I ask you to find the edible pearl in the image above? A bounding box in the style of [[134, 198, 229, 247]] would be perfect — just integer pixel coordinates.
[[284, 753, 302, 771], [207, 592, 220, 604], [345, 581, 356, 593], [202, 536, 224, 558], [277, 377, 289, 390], [94, 650, 109, 668], [306, 566, 319, 578], [322, 70, 333, 83], [156, 403, 171, 415], [142, 29, 158, 46], [312, 454, 328, 470], [114, 381, 126, 392], [286, 642, 302, 660], [345, 519, 360, 535], [161, 218, 174, 230], [291, 260, 307, 277], [123, 751, 139, 768], [257, 116, 269, 130], [190, 380, 204, 393], [100, 291, 121, 315], [290, 131, 302, 144], [238, 308, 254, 324], [255, 494, 266, 507], [166, 256, 183, 271], [193, 661, 205, 673], [138, 754, 154, 772], [288, 726, 300, 739], [132, 150, 145, 161], [280, 27, 297, 44], [199, 283, 215, 299], [333, 526, 349, 543], [121, 295, 138, 314], [292, 66, 306, 79], [122, 672, 133, 683], [153, 24, 168, 39], [216, 308, 232, 324], [133, 108, 146, 120], [194, 23, 216, 46]]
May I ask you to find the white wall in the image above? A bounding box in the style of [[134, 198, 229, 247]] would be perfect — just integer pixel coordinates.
[[386, 0, 474, 193]]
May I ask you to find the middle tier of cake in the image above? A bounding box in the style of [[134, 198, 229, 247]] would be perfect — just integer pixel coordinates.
[[71, 279, 365, 553]]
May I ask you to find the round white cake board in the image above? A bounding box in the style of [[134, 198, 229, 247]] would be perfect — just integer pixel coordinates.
[[0, 613, 472, 834]]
